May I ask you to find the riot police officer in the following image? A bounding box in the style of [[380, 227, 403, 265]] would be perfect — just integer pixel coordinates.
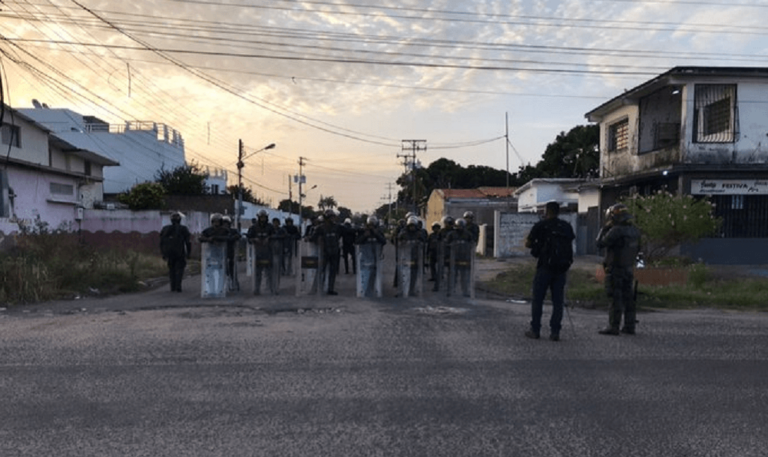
[[597, 203, 641, 335]]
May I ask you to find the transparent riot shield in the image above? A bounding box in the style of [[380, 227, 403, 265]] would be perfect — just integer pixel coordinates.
[[270, 238, 283, 294], [398, 239, 423, 298], [251, 238, 274, 295], [448, 240, 476, 298], [226, 240, 239, 292], [356, 242, 382, 297], [432, 240, 448, 293], [296, 240, 324, 296], [246, 242, 255, 277], [201, 241, 227, 298], [282, 237, 296, 277]]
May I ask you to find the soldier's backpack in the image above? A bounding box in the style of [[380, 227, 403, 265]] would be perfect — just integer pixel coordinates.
[[542, 219, 574, 273]]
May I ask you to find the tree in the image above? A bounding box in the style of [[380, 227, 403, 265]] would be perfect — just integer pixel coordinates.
[[117, 182, 166, 210], [622, 191, 722, 263], [227, 184, 268, 206], [155, 163, 208, 195], [533, 125, 599, 179], [317, 195, 338, 212]]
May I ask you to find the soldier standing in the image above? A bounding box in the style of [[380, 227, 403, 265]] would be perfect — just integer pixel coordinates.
[[160, 212, 192, 292], [597, 203, 641, 335]]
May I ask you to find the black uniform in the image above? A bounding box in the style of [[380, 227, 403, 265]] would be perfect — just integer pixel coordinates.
[[160, 219, 191, 292], [597, 221, 641, 333], [310, 220, 343, 294]]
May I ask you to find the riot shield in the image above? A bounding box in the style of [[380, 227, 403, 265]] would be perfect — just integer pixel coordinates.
[[296, 240, 324, 296], [270, 238, 283, 294], [356, 242, 382, 297], [398, 239, 423, 298], [432, 240, 448, 293], [201, 241, 227, 298], [283, 237, 296, 277], [448, 240, 476, 298], [251, 238, 274, 295], [246, 242, 255, 277]]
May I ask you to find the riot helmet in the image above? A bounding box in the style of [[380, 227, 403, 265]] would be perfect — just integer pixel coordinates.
[[463, 211, 474, 220], [607, 203, 632, 224], [455, 218, 467, 229]]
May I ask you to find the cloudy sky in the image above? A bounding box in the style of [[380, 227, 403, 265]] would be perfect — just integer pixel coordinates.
[[2, 0, 767, 213]]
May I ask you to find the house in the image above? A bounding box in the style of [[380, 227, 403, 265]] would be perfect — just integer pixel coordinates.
[[513, 178, 584, 213], [425, 186, 516, 255], [0, 104, 119, 238], [585, 66, 768, 264], [18, 104, 185, 196]]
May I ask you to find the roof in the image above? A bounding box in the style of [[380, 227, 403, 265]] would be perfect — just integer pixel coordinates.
[[585, 66, 768, 122], [514, 178, 586, 196], [436, 187, 517, 200]]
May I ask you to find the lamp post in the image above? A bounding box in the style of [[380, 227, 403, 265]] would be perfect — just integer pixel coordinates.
[[236, 140, 276, 231]]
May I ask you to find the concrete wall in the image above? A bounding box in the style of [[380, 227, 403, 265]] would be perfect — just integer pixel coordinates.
[[494, 211, 578, 258]]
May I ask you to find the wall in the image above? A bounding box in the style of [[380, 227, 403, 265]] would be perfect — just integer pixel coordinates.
[[493, 211, 577, 258], [0, 167, 81, 234], [7, 116, 49, 165]]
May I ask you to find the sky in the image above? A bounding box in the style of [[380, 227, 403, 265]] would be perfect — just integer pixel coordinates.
[[2, 0, 768, 214]]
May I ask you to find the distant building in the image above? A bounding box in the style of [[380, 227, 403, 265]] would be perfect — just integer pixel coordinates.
[[1, 104, 118, 237], [18, 105, 185, 195], [513, 178, 584, 214], [586, 66, 768, 263]]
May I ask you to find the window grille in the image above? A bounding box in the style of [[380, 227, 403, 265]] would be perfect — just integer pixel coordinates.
[[1, 123, 21, 147], [694, 84, 737, 143], [50, 182, 74, 195], [710, 195, 768, 238], [608, 119, 628, 152], [654, 122, 680, 149]]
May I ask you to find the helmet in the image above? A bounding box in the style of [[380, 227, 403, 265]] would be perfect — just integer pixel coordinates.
[[210, 213, 223, 223], [432, 221, 441, 229], [324, 209, 336, 218], [285, 217, 294, 224], [366, 215, 378, 226], [170, 212, 182, 221], [407, 216, 419, 226], [344, 218, 352, 225], [405, 212, 414, 219], [257, 209, 268, 219], [608, 203, 632, 223], [442, 216, 454, 227], [455, 218, 466, 228], [463, 211, 474, 219], [317, 215, 324, 223], [221, 215, 232, 224]]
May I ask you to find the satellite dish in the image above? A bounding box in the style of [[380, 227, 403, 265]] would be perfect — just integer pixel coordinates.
[[32, 99, 42, 108], [42, 103, 50, 109]]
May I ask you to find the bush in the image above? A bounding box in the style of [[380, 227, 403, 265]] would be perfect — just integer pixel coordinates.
[[118, 182, 166, 210], [0, 231, 168, 305]]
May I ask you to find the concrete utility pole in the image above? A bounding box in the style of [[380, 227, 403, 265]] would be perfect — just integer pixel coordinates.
[[236, 140, 276, 231], [398, 140, 426, 216], [296, 157, 307, 229]]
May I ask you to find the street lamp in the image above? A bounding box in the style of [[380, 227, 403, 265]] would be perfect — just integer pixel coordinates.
[[236, 141, 276, 231]]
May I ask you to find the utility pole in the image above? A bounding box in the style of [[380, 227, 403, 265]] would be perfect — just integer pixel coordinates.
[[237, 139, 244, 231], [296, 157, 307, 229], [398, 139, 426, 216]]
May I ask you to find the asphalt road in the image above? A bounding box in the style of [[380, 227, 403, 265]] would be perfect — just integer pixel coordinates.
[[1, 250, 767, 456]]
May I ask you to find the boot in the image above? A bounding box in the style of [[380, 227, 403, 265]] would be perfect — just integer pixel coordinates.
[[598, 327, 620, 335]]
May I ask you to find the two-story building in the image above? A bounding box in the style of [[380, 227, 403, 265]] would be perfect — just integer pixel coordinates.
[[585, 67, 768, 263], [1, 104, 118, 237], [18, 104, 186, 196]]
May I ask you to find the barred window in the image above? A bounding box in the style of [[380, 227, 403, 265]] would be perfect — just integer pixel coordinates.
[[1, 123, 21, 147], [608, 119, 628, 152], [50, 182, 74, 195], [694, 84, 737, 143]]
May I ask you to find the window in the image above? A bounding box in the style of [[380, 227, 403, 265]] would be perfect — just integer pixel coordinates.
[[608, 119, 629, 152], [694, 84, 737, 143], [1, 123, 21, 148], [50, 182, 74, 196], [84, 161, 92, 176]]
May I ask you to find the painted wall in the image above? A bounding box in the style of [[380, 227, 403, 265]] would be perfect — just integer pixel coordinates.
[[0, 167, 81, 234], [493, 211, 577, 258]]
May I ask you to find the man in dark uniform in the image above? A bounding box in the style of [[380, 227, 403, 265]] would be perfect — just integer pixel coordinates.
[[160, 212, 191, 292], [283, 217, 301, 274], [310, 210, 343, 295], [524, 201, 575, 341], [596, 203, 641, 335], [246, 210, 275, 295], [463, 211, 480, 244], [341, 218, 358, 274], [426, 221, 441, 282]]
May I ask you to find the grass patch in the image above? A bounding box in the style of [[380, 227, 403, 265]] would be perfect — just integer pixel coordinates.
[[481, 260, 768, 311], [0, 231, 169, 305]]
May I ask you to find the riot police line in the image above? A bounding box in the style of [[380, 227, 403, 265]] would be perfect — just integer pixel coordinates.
[[197, 209, 479, 299]]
